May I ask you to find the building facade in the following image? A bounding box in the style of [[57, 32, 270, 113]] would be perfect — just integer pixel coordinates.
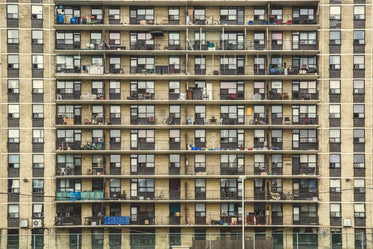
[[0, 0, 372, 248]]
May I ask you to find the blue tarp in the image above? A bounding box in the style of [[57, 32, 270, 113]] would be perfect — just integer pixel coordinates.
[[104, 216, 130, 225]]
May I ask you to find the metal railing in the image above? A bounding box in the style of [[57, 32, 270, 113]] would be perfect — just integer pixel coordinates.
[[2, 232, 371, 249]]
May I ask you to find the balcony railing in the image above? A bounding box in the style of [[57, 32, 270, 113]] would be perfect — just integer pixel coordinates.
[[55, 89, 318, 101], [55, 191, 104, 201]]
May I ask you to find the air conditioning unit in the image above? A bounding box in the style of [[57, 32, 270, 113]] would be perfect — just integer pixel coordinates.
[[343, 218, 352, 227], [20, 219, 29, 228], [32, 219, 43, 228]]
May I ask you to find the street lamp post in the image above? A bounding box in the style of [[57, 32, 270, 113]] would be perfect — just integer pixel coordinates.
[[239, 175, 246, 249]]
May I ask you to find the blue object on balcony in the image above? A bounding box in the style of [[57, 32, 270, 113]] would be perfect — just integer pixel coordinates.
[[68, 191, 81, 201], [57, 15, 64, 24], [248, 21, 254, 25], [192, 147, 197, 150], [124, 216, 130, 225], [70, 16, 77, 24], [269, 68, 277, 74], [261, 20, 267, 25]]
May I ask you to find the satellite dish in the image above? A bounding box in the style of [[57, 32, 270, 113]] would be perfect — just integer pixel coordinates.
[[253, 93, 262, 100]]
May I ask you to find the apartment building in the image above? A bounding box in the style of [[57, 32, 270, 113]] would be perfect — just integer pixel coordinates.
[[0, 0, 372, 248]]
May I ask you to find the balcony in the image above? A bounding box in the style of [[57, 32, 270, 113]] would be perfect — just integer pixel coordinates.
[[56, 166, 82, 176], [294, 215, 318, 225], [55, 215, 82, 226], [55, 191, 104, 201]]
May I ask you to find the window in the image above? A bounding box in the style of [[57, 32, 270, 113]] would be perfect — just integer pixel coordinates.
[[354, 80, 365, 94], [130, 32, 154, 50], [329, 56, 340, 69], [330, 6, 341, 20], [354, 130, 365, 143], [8, 129, 20, 143], [254, 8, 265, 22], [169, 154, 180, 168], [354, 31, 365, 45], [300, 154, 317, 168], [56, 55, 81, 73], [109, 7, 120, 23], [8, 204, 19, 218], [33, 155, 44, 168], [330, 154, 341, 168], [354, 6, 365, 20], [195, 129, 206, 146], [8, 179, 19, 193], [169, 56, 180, 73], [90, 32, 102, 45], [32, 55, 43, 69], [91, 8, 103, 22], [130, 57, 154, 73], [330, 179, 341, 193], [8, 80, 19, 94], [32, 104, 44, 119], [330, 80, 340, 94], [8, 55, 19, 69], [32, 130, 43, 144], [168, 7, 179, 24], [354, 105, 365, 118], [31, 6, 43, 19], [110, 204, 121, 216], [32, 30, 43, 44], [330, 204, 341, 217], [354, 154, 364, 168], [32, 179, 44, 193], [220, 7, 244, 24], [220, 129, 244, 148], [329, 31, 341, 45], [130, 81, 154, 96], [354, 56, 365, 69], [221, 154, 244, 170], [299, 31, 316, 45], [109, 32, 120, 45], [354, 179, 365, 193], [169, 81, 180, 99], [194, 7, 205, 24], [220, 56, 244, 74], [8, 104, 19, 119], [7, 30, 18, 44], [329, 105, 341, 118], [131, 105, 154, 120], [195, 155, 206, 169], [110, 154, 121, 168], [8, 154, 20, 168], [194, 56, 206, 75], [32, 80, 44, 95], [355, 229, 366, 248], [195, 203, 206, 217], [354, 204, 365, 217], [294, 8, 315, 23], [7, 5, 18, 19], [110, 179, 121, 193], [130, 154, 155, 173], [271, 8, 283, 22], [56, 32, 80, 48], [130, 7, 154, 24], [169, 32, 180, 48], [109, 80, 120, 94], [294, 204, 317, 220], [329, 129, 341, 143], [254, 33, 265, 50], [131, 179, 154, 196], [32, 204, 43, 218], [254, 57, 265, 72]]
